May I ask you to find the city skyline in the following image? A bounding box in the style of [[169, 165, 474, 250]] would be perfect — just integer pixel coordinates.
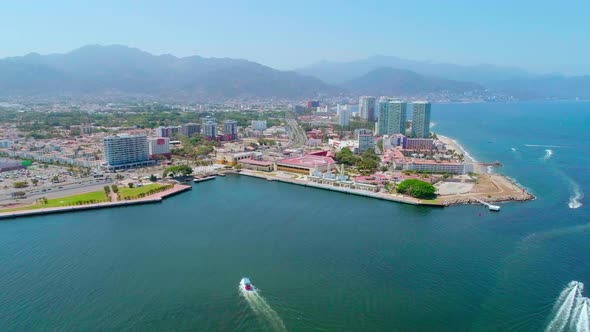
[[2, 1, 589, 75]]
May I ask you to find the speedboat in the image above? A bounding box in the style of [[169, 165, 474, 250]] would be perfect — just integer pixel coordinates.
[[240, 277, 254, 292]]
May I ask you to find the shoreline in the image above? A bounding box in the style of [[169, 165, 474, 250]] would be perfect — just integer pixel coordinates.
[[0, 184, 192, 220], [233, 171, 445, 207], [436, 135, 535, 204]]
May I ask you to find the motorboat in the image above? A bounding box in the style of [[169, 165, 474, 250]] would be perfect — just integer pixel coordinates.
[[488, 204, 501, 211], [240, 277, 254, 292]]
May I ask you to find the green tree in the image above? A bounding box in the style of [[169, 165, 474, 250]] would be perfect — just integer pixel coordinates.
[[13, 181, 28, 188], [163, 164, 193, 178], [149, 174, 158, 182], [128, 183, 134, 188], [111, 185, 119, 193], [115, 173, 124, 180], [396, 179, 436, 199], [334, 147, 360, 166], [31, 178, 39, 186], [104, 185, 111, 194]]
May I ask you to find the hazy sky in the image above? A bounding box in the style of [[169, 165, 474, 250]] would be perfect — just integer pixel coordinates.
[[2, 0, 589, 74]]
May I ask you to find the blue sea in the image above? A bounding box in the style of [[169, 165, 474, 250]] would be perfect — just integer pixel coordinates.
[[0, 101, 589, 331]]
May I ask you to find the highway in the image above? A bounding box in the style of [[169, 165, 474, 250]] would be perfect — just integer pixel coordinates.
[[284, 111, 306, 148]]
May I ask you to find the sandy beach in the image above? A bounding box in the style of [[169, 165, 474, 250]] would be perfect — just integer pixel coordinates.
[[437, 135, 485, 173]]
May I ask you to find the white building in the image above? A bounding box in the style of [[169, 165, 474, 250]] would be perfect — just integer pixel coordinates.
[[355, 129, 375, 154], [148, 137, 170, 158], [251, 120, 267, 131], [103, 134, 155, 170], [404, 160, 473, 174]]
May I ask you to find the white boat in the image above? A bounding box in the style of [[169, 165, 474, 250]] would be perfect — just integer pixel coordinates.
[[488, 205, 501, 211], [240, 277, 255, 292]]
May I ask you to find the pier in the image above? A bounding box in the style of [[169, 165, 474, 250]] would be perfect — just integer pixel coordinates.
[[475, 161, 503, 167], [473, 198, 501, 211]]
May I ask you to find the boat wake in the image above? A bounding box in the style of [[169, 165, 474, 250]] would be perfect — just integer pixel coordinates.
[[239, 283, 286, 332], [546, 281, 589, 332], [542, 149, 554, 161], [569, 181, 584, 209], [525, 144, 572, 148], [511, 147, 517, 152]]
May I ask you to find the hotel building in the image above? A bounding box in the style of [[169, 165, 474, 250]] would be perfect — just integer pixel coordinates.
[[103, 134, 155, 170], [412, 101, 431, 138]]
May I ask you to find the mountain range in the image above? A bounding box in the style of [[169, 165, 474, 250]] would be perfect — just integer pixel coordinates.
[[297, 56, 590, 100], [0, 45, 337, 100], [0, 45, 588, 101]]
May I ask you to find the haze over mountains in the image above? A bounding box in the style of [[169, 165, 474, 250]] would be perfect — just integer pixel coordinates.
[[0, 45, 588, 101], [297, 56, 590, 100], [0, 45, 337, 100]]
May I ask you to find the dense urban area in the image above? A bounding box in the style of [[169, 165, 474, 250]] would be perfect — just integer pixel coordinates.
[[0, 97, 532, 216]]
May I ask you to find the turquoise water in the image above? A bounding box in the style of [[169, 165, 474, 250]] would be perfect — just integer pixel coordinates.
[[0, 101, 589, 331]]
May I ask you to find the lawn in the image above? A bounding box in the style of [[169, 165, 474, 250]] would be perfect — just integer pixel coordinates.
[[117, 183, 168, 200], [0, 190, 109, 212]]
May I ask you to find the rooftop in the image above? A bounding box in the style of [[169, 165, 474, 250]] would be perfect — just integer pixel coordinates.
[[276, 155, 336, 168], [240, 159, 273, 166]]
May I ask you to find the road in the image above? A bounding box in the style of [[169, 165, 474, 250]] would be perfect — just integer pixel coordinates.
[[1, 179, 114, 203], [284, 111, 306, 148]]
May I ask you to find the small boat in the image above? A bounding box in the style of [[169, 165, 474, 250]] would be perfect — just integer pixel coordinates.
[[240, 277, 254, 292], [488, 205, 501, 211]]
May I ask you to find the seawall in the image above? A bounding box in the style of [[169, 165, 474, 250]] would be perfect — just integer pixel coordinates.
[[236, 172, 444, 207]]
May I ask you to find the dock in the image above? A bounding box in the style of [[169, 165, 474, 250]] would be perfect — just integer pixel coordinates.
[[193, 176, 216, 183]]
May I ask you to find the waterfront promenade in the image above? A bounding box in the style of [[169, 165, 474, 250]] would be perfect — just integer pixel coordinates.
[[0, 184, 191, 220], [235, 170, 444, 207]]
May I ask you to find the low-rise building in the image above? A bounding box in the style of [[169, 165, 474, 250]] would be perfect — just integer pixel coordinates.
[[404, 160, 473, 174], [251, 120, 267, 131], [239, 159, 273, 172], [405, 138, 435, 150], [275, 154, 336, 175], [216, 151, 262, 166]]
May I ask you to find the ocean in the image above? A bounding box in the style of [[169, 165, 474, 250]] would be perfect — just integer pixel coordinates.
[[0, 101, 589, 331]]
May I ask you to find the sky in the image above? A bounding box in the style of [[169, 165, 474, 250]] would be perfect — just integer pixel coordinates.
[[1, 0, 589, 74]]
